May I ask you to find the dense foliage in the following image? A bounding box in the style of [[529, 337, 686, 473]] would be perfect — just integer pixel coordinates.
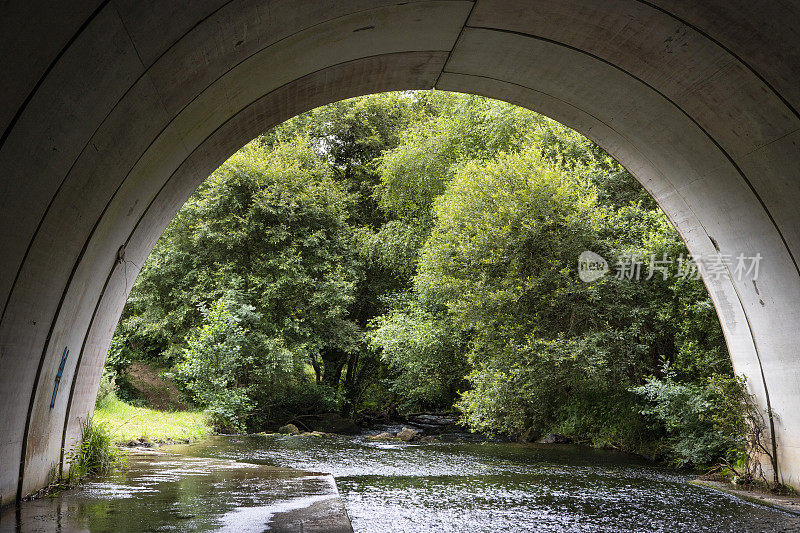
[[106, 91, 766, 470]]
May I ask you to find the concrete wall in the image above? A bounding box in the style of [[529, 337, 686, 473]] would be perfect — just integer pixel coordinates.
[[0, 0, 798, 504]]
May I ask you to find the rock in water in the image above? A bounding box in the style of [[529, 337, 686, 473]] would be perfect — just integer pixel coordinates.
[[278, 423, 300, 435], [396, 427, 420, 442], [365, 432, 395, 441]]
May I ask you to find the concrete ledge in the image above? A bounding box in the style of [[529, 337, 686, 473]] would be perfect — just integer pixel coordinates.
[[267, 495, 353, 533], [689, 479, 800, 516]]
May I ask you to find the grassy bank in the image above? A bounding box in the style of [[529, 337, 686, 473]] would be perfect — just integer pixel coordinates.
[[94, 396, 211, 444]]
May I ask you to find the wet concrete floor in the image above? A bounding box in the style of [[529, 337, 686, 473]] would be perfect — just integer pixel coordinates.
[[0, 450, 352, 532]]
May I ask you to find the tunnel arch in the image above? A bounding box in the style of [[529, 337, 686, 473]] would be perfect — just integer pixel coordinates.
[[1, 1, 799, 502]]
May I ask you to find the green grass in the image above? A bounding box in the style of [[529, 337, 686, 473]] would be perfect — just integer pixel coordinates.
[[94, 396, 211, 444]]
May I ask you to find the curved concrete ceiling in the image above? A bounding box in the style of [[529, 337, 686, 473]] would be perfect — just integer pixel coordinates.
[[0, 0, 798, 502]]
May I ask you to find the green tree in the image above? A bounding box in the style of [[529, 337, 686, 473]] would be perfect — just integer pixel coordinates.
[[114, 139, 360, 429], [368, 301, 467, 412], [175, 295, 258, 432], [414, 139, 731, 455]]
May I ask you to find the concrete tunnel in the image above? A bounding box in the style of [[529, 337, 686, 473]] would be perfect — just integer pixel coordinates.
[[1, 0, 799, 504]]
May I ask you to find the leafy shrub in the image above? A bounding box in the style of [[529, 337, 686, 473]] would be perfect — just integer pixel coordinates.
[[65, 418, 125, 481], [368, 305, 467, 413], [175, 295, 256, 432], [175, 292, 339, 432], [634, 365, 771, 474]]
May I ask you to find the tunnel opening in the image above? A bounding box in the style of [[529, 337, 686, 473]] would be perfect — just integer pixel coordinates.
[[93, 89, 774, 495]]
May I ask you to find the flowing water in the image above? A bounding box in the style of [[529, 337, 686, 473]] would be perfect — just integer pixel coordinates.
[[4, 433, 800, 532]]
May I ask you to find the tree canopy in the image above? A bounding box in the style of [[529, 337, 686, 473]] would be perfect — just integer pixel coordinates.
[[106, 91, 755, 468]]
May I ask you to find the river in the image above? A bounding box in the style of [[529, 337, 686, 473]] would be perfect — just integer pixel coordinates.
[[4, 433, 800, 532]]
